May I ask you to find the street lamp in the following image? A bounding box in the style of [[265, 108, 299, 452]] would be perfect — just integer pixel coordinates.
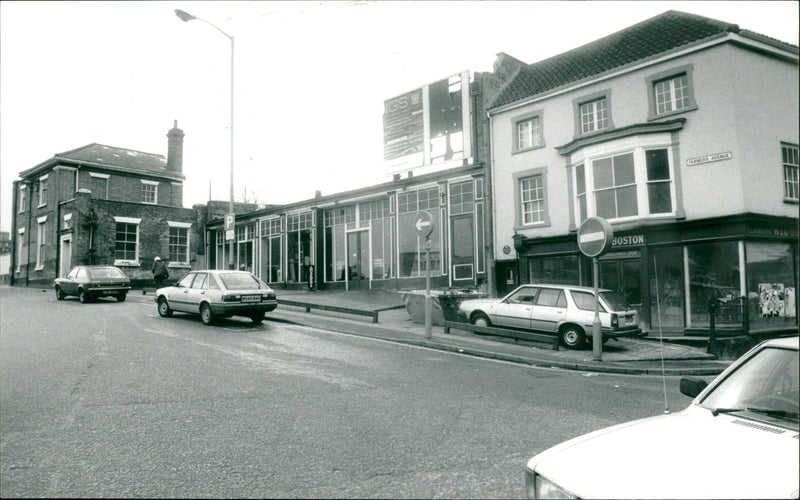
[[175, 9, 236, 269]]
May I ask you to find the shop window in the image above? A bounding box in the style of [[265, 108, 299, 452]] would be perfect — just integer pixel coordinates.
[[746, 241, 797, 332], [449, 181, 474, 215], [782, 143, 799, 202], [527, 255, 579, 285], [687, 242, 740, 328], [287, 213, 312, 283]]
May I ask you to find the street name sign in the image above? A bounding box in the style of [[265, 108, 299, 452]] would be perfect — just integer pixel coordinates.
[[577, 217, 613, 258], [414, 211, 434, 239]]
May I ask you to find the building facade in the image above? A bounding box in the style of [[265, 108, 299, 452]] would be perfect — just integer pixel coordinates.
[[10, 122, 202, 288], [488, 11, 799, 336]]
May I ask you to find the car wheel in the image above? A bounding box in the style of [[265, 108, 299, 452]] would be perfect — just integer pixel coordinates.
[[116, 292, 127, 302], [55, 286, 66, 301], [157, 297, 173, 317], [78, 289, 89, 303], [200, 303, 215, 325], [471, 313, 491, 328], [560, 324, 586, 349], [250, 311, 265, 324]]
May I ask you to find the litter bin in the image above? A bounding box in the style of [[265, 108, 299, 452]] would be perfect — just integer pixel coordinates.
[[437, 290, 489, 323]]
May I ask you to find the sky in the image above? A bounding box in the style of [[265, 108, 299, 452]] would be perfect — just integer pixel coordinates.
[[1, 1, 798, 234]]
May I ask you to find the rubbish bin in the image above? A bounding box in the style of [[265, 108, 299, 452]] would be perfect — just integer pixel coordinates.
[[438, 290, 489, 323]]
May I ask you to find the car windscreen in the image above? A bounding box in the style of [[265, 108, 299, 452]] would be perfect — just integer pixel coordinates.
[[699, 346, 799, 428], [88, 267, 127, 279], [218, 273, 266, 290], [599, 291, 630, 311]]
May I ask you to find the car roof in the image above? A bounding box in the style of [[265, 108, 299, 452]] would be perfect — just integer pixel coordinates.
[[762, 336, 799, 349], [516, 284, 615, 293]]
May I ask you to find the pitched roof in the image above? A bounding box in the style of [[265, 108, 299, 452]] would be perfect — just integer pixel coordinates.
[[490, 10, 795, 110], [20, 143, 183, 181]]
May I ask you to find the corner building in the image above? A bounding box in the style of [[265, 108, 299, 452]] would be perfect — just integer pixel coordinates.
[[488, 11, 798, 336]]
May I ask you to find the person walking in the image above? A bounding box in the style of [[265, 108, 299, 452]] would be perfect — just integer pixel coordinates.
[[152, 256, 169, 288]]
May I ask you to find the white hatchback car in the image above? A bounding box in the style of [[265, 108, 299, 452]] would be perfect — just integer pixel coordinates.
[[457, 284, 642, 349], [525, 336, 799, 499], [156, 270, 277, 325]]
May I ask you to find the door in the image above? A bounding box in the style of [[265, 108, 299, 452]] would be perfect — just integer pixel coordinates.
[[185, 272, 209, 313], [531, 287, 568, 332], [451, 214, 474, 282], [494, 286, 539, 329], [59, 236, 72, 277], [347, 230, 369, 290]]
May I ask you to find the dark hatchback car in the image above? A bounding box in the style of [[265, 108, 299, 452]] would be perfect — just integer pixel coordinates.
[[54, 265, 131, 303]]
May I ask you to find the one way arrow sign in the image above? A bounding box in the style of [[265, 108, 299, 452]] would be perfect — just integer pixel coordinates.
[[413, 211, 434, 238]]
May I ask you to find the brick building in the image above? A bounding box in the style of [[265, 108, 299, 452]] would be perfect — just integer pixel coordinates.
[[10, 122, 202, 288]]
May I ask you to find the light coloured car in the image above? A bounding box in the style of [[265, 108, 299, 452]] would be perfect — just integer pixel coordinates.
[[54, 265, 131, 303], [457, 284, 642, 349], [155, 270, 277, 325], [525, 336, 800, 499]]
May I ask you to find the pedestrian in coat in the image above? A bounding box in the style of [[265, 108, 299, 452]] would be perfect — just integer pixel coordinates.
[[152, 256, 169, 287]]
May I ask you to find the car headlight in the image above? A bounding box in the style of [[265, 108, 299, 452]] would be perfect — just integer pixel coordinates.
[[525, 469, 576, 499]]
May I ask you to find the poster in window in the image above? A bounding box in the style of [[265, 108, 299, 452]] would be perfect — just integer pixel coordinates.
[[758, 283, 785, 317]]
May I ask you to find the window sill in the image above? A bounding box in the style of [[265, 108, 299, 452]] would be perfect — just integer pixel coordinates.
[[514, 221, 551, 231], [512, 143, 546, 155], [35, 266, 44, 271], [168, 263, 191, 269], [783, 198, 799, 205], [114, 260, 140, 267], [647, 105, 697, 122]]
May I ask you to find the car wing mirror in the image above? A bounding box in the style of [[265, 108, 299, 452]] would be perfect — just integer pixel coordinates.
[[679, 377, 708, 398]]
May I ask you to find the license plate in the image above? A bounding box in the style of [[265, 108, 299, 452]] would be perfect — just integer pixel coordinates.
[[102, 290, 116, 295], [241, 295, 261, 303]]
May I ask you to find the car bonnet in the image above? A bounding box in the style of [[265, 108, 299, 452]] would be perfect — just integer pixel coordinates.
[[528, 405, 799, 499]]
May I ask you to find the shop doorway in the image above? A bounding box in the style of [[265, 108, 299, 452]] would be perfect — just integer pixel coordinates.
[[59, 236, 71, 277], [600, 255, 642, 313], [347, 230, 369, 290], [450, 213, 475, 282]]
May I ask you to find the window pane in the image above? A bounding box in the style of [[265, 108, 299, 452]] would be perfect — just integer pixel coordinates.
[[595, 190, 616, 219], [593, 157, 613, 189], [746, 242, 797, 332], [646, 149, 670, 181], [575, 164, 585, 195], [617, 185, 638, 217], [688, 242, 740, 328], [614, 153, 635, 185], [648, 182, 673, 214]]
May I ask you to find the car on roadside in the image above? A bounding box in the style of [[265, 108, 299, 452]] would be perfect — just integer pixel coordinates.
[[525, 336, 799, 499], [155, 270, 277, 325], [457, 284, 643, 349], [54, 265, 131, 303]]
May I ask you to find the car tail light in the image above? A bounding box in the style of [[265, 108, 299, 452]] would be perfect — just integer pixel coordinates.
[[222, 294, 241, 302], [611, 313, 619, 328]]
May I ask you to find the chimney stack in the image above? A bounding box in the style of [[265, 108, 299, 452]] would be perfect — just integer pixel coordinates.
[[167, 120, 185, 173]]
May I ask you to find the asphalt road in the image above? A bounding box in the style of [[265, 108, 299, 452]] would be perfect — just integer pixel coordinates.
[[1, 286, 692, 498]]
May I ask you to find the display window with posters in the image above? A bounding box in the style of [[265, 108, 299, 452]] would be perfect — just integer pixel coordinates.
[[746, 241, 798, 332]]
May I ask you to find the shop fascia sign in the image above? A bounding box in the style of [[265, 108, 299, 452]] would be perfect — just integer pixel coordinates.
[[687, 151, 732, 166], [611, 234, 645, 248]]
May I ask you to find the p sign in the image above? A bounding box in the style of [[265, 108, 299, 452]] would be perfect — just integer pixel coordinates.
[[225, 213, 235, 242], [577, 217, 613, 258]]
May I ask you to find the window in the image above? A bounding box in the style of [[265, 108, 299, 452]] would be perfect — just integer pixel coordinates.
[[16, 228, 25, 273], [580, 98, 608, 134], [141, 180, 158, 204], [449, 180, 474, 215], [593, 153, 637, 219], [514, 111, 544, 152], [398, 187, 439, 214], [114, 217, 140, 264], [36, 216, 47, 269], [18, 184, 26, 213], [646, 65, 697, 119], [520, 175, 545, 225], [91, 173, 109, 199], [37, 175, 48, 207], [783, 143, 799, 202], [573, 144, 676, 224], [168, 221, 191, 265]]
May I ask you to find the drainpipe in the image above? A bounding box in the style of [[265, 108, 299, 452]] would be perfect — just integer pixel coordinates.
[[486, 111, 497, 297]]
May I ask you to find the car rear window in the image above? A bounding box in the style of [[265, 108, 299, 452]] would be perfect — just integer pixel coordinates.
[[599, 291, 630, 311], [570, 290, 607, 312], [89, 267, 126, 279], [219, 273, 263, 290]]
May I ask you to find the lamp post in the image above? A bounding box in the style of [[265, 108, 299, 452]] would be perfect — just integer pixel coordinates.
[[175, 9, 236, 269]]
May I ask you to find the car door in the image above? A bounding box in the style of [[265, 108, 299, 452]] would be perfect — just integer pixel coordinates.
[[62, 267, 80, 295], [184, 272, 209, 313], [170, 273, 196, 312], [531, 287, 568, 332], [493, 287, 539, 329]]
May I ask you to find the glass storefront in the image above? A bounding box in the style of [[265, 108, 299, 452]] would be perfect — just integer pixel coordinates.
[[687, 241, 740, 328], [648, 246, 685, 333], [746, 241, 798, 332], [398, 187, 443, 277], [259, 218, 282, 283], [527, 255, 580, 285], [286, 212, 312, 284]]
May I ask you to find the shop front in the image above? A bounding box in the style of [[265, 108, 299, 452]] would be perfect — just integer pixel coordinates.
[[511, 213, 798, 336]]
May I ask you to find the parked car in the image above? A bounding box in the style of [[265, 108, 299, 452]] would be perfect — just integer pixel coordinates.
[[525, 336, 799, 499], [457, 284, 642, 349], [54, 265, 131, 303], [155, 270, 277, 325]]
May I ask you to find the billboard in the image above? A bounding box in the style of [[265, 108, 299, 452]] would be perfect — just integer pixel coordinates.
[[383, 71, 472, 176]]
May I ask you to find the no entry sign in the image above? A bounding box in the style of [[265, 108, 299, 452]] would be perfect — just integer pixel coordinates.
[[577, 217, 613, 258]]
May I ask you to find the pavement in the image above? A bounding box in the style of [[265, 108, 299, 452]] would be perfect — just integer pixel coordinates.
[[261, 288, 733, 377]]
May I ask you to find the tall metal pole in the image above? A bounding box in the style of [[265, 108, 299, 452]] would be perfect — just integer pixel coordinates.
[[592, 257, 603, 361], [424, 238, 432, 339], [228, 35, 235, 269]]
